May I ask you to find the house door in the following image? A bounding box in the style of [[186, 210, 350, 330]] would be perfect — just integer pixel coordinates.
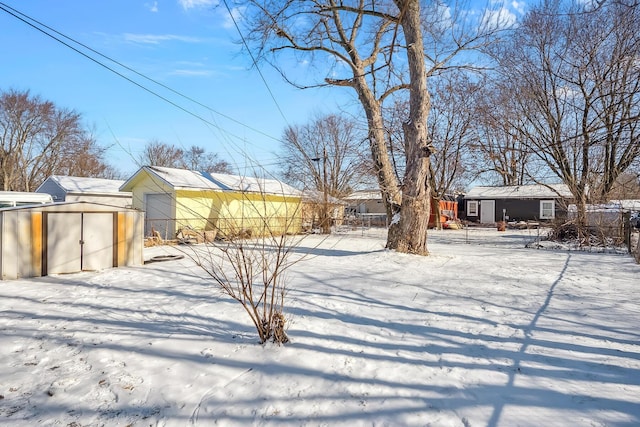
[[145, 193, 174, 239], [480, 200, 496, 224], [47, 213, 114, 274]]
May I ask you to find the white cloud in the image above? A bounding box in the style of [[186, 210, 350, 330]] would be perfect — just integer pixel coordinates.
[[221, 6, 245, 29], [169, 69, 213, 77], [123, 33, 203, 45], [481, 7, 517, 30], [146, 1, 159, 13], [511, 0, 526, 15], [177, 0, 218, 10]]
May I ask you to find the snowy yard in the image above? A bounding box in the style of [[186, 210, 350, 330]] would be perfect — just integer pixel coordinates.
[[1, 228, 639, 426]]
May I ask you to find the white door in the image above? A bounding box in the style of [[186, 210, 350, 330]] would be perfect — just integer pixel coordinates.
[[82, 213, 114, 271], [480, 200, 496, 224], [47, 213, 114, 274], [47, 213, 83, 274], [145, 193, 174, 239]]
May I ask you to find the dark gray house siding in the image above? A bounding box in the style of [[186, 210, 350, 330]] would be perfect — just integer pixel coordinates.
[[463, 198, 569, 223], [461, 184, 572, 224]]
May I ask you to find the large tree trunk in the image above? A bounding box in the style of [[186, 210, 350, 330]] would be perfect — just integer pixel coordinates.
[[391, 0, 433, 255], [351, 72, 403, 250], [352, 0, 433, 255]]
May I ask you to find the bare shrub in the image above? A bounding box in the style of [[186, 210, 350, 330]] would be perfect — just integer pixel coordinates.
[[189, 230, 300, 344], [548, 221, 625, 249], [178, 198, 305, 345], [134, 165, 306, 344]]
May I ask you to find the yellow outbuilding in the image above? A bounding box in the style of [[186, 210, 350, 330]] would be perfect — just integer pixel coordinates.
[[120, 166, 303, 241]]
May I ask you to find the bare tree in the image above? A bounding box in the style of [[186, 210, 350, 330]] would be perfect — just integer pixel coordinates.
[[183, 145, 234, 174], [56, 132, 123, 179], [189, 230, 299, 345], [281, 112, 371, 233], [138, 140, 184, 168], [470, 79, 532, 186], [140, 141, 234, 174], [607, 172, 640, 200], [427, 73, 477, 198], [237, 0, 505, 254], [384, 73, 478, 227], [281, 113, 370, 197], [176, 179, 304, 345], [0, 88, 114, 191], [494, 0, 640, 239]]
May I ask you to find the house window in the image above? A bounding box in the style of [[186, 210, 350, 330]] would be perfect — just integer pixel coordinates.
[[540, 200, 555, 219], [467, 200, 478, 216]]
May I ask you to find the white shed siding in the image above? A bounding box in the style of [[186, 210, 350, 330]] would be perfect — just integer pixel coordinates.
[[64, 194, 132, 208], [0, 202, 143, 280]]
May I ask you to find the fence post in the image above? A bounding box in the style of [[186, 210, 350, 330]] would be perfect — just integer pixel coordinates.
[[623, 212, 631, 253]]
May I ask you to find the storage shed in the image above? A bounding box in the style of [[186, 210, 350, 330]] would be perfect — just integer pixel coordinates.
[[0, 202, 144, 280], [36, 175, 133, 208], [300, 190, 346, 231]]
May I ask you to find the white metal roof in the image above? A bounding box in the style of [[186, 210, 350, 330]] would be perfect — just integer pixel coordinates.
[[464, 184, 572, 199], [143, 167, 223, 190], [131, 166, 301, 197], [343, 190, 383, 201], [208, 172, 302, 196], [612, 200, 640, 211], [0, 191, 53, 204], [46, 175, 130, 195]]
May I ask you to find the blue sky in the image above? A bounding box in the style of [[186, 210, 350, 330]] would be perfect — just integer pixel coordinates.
[[0, 0, 350, 177]]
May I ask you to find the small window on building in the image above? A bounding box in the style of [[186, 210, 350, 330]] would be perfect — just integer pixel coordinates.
[[467, 200, 478, 216], [540, 200, 555, 219]]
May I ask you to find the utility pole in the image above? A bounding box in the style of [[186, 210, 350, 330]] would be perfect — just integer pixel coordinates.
[[322, 146, 330, 234], [312, 148, 331, 234]]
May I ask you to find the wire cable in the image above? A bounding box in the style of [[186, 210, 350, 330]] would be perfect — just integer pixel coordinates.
[[221, 0, 290, 127], [0, 1, 283, 146]]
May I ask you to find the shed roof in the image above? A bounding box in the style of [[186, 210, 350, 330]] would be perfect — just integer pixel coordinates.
[[343, 190, 383, 201], [464, 184, 572, 200], [121, 166, 301, 197], [301, 190, 346, 205], [39, 175, 130, 196], [617, 199, 640, 211], [0, 201, 139, 213]]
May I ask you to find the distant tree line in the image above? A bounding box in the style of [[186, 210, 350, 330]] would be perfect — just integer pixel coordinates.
[[138, 140, 233, 175], [0, 88, 232, 192], [0, 88, 119, 191]]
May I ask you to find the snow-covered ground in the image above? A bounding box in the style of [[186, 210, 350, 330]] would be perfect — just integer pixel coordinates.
[[1, 227, 639, 426]]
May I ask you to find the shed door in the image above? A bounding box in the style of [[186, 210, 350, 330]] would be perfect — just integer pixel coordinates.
[[82, 213, 114, 271], [48, 213, 82, 274], [47, 213, 114, 274], [145, 193, 173, 239], [480, 200, 496, 224]]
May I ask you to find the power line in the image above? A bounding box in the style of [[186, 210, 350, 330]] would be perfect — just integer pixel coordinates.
[[0, 2, 284, 147], [221, 0, 290, 127]]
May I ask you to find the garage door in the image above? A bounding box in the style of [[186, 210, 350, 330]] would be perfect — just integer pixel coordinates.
[[47, 212, 114, 274], [145, 193, 173, 239]]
